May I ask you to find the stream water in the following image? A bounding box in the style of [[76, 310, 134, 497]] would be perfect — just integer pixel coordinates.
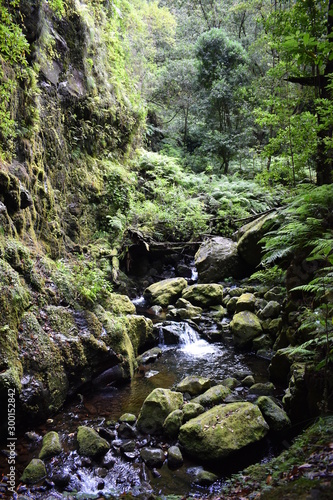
[[0, 292, 276, 499]]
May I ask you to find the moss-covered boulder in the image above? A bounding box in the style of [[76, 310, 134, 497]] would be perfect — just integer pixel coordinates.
[[249, 382, 275, 396], [174, 298, 203, 320], [126, 315, 154, 356], [39, 431, 62, 460], [175, 376, 212, 396], [236, 212, 278, 268], [195, 237, 245, 283], [230, 311, 262, 348], [179, 402, 269, 461], [103, 293, 136, 315], [144, 278, 187, 307], [182, 284, 224, 307], [235, 293, 256, 313], [119, 413, 137, 424], [257, 396, 291, 432], [77, 426, 110, 457], [21, 458, 46, 484], [163, 409, 183, 439], [259, 300, 281, 319], [182, 402, 205, 422], [192, 384, 231, 407], [137, 388, 183, 434]]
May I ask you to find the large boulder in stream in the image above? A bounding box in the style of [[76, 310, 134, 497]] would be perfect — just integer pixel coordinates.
[[236, 212, 278, 268], [137, 388, 184, 434], [179, 402, 269, 461], [195, 237, 246, 283], [182, 284, 224, 307], [144, 278, 187, 307], [230, 311, 262, 347]]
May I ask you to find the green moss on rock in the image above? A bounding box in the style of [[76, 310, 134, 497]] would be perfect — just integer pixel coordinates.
[[21, 458, 46, 484], [144, 278, 187, 307], [182, 284, 224, 307], [230, 311, 262, 347], [77, 426, 110, 457], [39, 431, 62, 459], [137, 388, 184, 435], [179, 402, 269, 461]]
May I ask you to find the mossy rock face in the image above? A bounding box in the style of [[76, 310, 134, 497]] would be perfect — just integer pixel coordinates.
[[237, 212, 278, 268], [175, 376, 212, 396], [144, 278, 188, 307], [230, 311, 262, 348], [137, 388, 184, 435], [163, 409, 183, 439], [21, 458, 46, 484], [103, 293, 136, 315], [195, 237, 246, 283], [192, 384, 231, 407], [126, 315, 154, 356], [182, 284, 224, 307], [182, 402, 205, 422], [257, 396, 291, 432], [179, 402, 269, 461], [235, 293, 256, 313], [77, 426, 110, 457], [94, 306, 136, 379], [39, 431, 62, 460]]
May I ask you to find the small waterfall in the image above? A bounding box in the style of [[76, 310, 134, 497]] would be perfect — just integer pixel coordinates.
[[178, 322, 201, 345], [157, 321, 217, 357]]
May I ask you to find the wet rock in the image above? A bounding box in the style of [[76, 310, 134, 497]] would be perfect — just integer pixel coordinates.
[[118, 422, 137, 439], [235, 293, 256, 313], [230, 311, 263, 348], [20, 187, 33, 209], [119, 413, 137, 425], [257, 396, 291, 432], [252, 334, 273, 351], [249, 382, 275, 396], [97, 427, 117, 441], [182, 402, 205, 422], [190, 467, 218, 486], [221, 377, 240, 390], [21, 458, 46, 484], [226, 296, 239, 313], [137, 388, 183, 434], [242, 375, 255, 387], [167, 445, 183, 469], [182, 284, 224, 307], [192, 384, 231, 407], [148, 305, 163, 316], [126, 314, 155, 356], [155, 321, 200, 345], [144, 278, 187, 307], [179, 402, 269, 461], [175, 376, 211, 396], [195, 237, 246, 283], [262, 317, 282, 337], [140, 447, 165, 468], [39, 431, 62, 460], [259, 300, 281, 319], [163, 409, 183, 439], [25, 431, 41, 442], [269, 348, 297, 384], [120, 440, 136, 453], [136, 347, 162, 365], [174, 299, 203, 320], [102, 450, 116, 469], [51, 469, 71, 487], [77, 426, 110, 458]]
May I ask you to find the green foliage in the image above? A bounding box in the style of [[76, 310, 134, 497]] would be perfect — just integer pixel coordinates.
[[261, 185, 333, 266], [52, 257, 113, 307], [0, 0, 29, 153]]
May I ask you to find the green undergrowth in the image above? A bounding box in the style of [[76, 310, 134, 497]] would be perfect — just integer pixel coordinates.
[[102, 149, 284, 244], [220, 416, 333, 499]]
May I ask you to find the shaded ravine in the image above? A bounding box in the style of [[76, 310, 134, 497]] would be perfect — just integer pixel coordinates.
[[0, 311, 276, 499]]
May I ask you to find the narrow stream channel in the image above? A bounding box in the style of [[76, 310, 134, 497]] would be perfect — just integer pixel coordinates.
[[0, 283, 277, 499]]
